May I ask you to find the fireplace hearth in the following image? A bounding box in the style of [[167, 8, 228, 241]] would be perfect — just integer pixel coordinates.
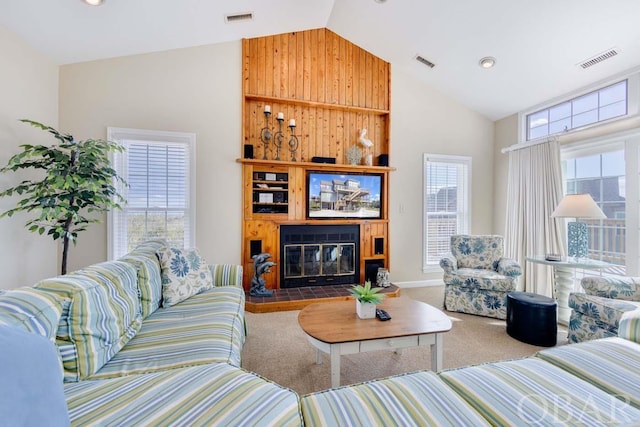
[[280, 224, 360, 288]]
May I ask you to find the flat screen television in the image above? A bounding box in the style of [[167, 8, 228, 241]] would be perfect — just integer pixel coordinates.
[[307, 171, 382, 219]]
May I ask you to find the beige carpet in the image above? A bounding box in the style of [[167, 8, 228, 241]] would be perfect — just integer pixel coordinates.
[[241, 286, 568, 395]]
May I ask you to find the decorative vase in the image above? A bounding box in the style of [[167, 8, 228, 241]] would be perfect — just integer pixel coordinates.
[[356, 299, 377, 319], [376, 268, 390, 288]]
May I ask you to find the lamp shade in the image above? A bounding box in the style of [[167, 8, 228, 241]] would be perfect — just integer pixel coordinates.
[[551, 194, 606, 219]]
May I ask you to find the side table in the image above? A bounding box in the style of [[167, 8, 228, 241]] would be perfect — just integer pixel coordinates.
[[525, 256, 613, 325]]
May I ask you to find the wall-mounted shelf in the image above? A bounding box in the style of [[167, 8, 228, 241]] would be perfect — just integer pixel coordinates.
[[244, 94, 389, 116], [251, 171, 289, 215], [237, 158, 395, 172]]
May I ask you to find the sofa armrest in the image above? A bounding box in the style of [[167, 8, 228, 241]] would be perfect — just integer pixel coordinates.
[[619, 308, 640, 343], [581, 276, 640, 301], [208, 264, 243, 288], [497, 258, 522, 277], [439, 255, 457, 273]]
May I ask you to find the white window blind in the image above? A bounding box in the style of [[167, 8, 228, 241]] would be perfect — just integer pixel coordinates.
[[108, 128, 195, 259], [423, 154, 471, 270]]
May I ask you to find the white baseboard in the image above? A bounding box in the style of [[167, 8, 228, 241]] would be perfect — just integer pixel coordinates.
[[394, 279, 443, 288]]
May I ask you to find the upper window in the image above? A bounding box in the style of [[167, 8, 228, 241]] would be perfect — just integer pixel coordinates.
[[526, 80, 628, 141], [423, 154, 471, 271], [108, 128, 196, 259]]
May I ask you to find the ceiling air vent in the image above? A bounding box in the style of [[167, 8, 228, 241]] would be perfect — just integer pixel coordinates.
[[225, 12, 253, 23], [415, 55, 435, 69], [578, 48, 619, 69]]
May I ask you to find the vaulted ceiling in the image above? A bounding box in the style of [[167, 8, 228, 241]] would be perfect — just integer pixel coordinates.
[[1, 0, 639, 121]]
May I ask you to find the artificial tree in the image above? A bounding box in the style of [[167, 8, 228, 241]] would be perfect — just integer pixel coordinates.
[[0, 120, 126, 274]]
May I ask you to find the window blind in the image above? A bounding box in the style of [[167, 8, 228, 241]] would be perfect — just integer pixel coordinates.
[[109, 128, 195, 259], [423, 155, 471, 268]]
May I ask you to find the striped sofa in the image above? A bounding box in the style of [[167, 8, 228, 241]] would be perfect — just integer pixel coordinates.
[[0, 240, 303, 426], [301, 315, 640, 426]]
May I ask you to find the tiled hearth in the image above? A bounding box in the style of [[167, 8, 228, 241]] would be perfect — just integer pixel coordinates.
[[245, 284, 400, 313]]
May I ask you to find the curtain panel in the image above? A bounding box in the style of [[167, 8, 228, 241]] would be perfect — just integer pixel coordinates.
[[504, 140, 565, 296]]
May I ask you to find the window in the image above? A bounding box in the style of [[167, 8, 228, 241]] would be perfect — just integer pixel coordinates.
[[562, 146, 626, 273], [526, 80, 628, 141], [108, 128, 196, 259], [423, 154, 471, 270]]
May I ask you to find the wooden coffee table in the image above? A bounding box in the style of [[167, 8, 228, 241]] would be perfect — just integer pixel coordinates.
[[298, 297, 452, 388]]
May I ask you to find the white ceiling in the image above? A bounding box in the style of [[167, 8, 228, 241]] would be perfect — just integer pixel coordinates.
[[1, 0, 640, 121]]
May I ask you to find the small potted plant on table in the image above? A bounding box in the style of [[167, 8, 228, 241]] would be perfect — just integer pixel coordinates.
[[350, 280, 385, 319]]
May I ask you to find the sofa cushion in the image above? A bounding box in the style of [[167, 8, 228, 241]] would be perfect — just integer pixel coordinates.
[[209, 263, 244, 287], [569, 292, 640, 329], [301, 371, 490, 426], [444, 285, 509, 320], [157, 246, 213, 307], [619, 308, 640, 343], [35, 261, 143, 382], [0, 325, 70, 427], [0, 287, 69, 339], [444, 269, 515, 292], [439, 357, 640, 425], [536, 337, 640, 409], [567, 311, 618, 343], [88, 286, 245, 379], [65, 364, 302, 426], [581, 276, 640, 301], [451, 235, 503, 270], [119, 250, 163, 319]]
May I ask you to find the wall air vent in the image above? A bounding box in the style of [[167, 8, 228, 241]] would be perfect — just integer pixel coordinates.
[[578, 48, 619, 69], [225, 12, 253, 23], [415, 55, 435, 69]]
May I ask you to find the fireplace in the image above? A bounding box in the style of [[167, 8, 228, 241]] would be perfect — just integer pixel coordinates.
[[280, 224, 360, 288]]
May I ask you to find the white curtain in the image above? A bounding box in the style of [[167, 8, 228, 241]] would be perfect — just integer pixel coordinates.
[[504, 139, 565, 297]]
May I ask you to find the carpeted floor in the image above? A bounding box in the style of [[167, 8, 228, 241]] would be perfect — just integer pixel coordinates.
[[241, 286, 568, 394]]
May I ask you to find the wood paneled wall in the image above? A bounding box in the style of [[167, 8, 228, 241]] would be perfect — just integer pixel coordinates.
[[242, 28, 390, 165], [240, 28, 392, 292]]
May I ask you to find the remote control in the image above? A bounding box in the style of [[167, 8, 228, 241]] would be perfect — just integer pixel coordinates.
[[376, 309, 392, 321]]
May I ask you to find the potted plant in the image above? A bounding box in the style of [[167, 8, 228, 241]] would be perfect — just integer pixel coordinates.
[[349, 280, 385, 319], [0, 119, 126, 275]]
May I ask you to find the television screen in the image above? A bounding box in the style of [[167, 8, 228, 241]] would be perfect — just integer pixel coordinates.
[[307, 172, 382, 219]]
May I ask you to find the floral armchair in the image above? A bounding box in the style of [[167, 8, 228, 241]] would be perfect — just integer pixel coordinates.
[[568, 276, 640, 343], [440, 235, 522, 319]]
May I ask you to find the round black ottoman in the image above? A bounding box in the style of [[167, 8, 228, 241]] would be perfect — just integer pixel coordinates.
[[506, 291, 557, 347]]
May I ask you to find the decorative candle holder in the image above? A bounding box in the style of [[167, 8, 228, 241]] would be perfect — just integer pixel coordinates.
[[260, 109, 272, 160], [273, 115, 285, 161], [288, 123, 299, 162]]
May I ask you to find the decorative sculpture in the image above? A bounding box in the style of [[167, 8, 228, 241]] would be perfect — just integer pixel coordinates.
[[250, 252, 275, 297], [358, 129, 373, 166]]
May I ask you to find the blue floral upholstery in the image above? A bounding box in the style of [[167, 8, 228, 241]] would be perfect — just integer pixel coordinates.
[[568, 275, 640, 343], [441, 235, 521, 319]]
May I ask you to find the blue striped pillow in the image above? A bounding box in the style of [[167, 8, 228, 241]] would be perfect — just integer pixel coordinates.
[[0, 287, 69, 339]]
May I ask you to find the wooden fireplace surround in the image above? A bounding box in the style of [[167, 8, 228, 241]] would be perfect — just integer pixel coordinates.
[[239, 28, 393, 292]]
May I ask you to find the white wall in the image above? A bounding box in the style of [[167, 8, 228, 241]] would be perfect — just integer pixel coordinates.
[[54, 40, 496, 284], [0, 24, 59, 288], [59, 41, 243, 272], [389, 67, 495, 282]]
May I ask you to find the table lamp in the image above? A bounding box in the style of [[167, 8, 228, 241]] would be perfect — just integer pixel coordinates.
[[551, 194, 606, 258]]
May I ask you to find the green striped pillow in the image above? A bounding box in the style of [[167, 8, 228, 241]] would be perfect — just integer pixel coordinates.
[[209, 264, 243, 287], [119, 251, 163, 319], [619, 309, 640, 343], [0, 287, 69, 339], [35, 261, 143, 382]]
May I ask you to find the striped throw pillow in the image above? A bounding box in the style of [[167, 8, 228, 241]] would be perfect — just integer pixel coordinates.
[[0, 287, 69, 339]]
